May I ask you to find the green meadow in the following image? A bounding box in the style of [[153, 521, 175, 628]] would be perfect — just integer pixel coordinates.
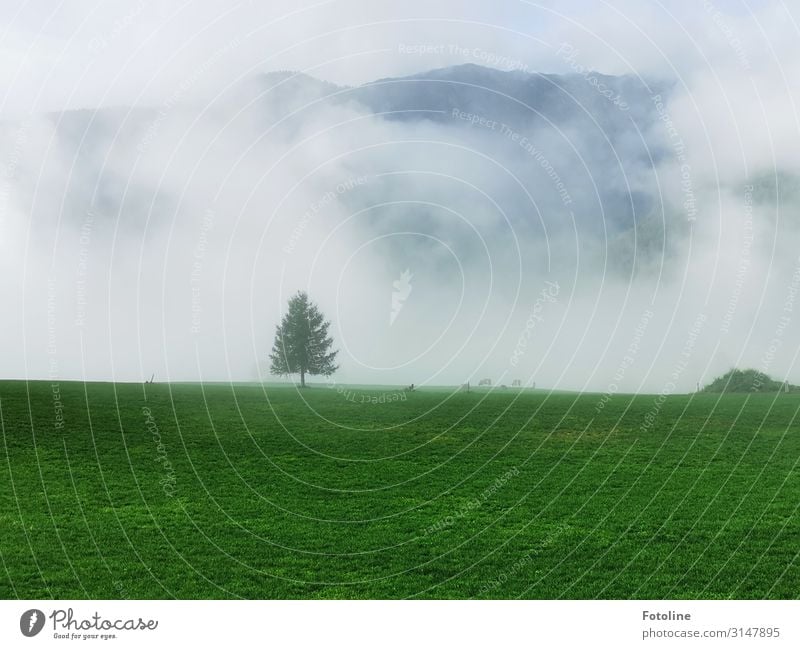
[[1, 380, 798, 599]]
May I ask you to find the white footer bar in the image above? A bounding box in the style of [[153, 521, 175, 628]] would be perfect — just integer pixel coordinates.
[[2, 600, 797, 648]]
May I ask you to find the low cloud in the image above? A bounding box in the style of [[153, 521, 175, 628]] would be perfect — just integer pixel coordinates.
[[1, 1, 798, 392]]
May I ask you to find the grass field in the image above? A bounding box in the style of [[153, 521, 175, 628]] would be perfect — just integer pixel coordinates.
[[1, 380, 798, 599]]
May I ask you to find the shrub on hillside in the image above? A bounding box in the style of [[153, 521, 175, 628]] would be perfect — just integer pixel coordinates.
[[702, 368, 797, 393]]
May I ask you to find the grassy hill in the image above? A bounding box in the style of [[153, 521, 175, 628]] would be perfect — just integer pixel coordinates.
[[1, 380, 798, 599], [702, 368, 798, 393]]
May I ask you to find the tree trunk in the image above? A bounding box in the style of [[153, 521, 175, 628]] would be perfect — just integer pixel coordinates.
[[300, 368, 306, 388]]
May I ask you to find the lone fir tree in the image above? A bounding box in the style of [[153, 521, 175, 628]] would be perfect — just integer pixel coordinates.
[[269, 291, 339, 387]]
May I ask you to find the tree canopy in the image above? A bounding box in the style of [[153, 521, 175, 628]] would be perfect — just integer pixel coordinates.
[[269, 291, 338, 387]]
